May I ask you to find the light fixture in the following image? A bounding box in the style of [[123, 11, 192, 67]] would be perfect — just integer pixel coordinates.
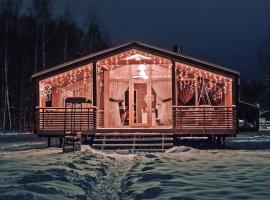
[[123, 54, 152, 61], [138, 64, 148, 79]]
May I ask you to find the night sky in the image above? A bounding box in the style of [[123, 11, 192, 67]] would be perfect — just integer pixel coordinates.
[[25, 0, 270, 79]]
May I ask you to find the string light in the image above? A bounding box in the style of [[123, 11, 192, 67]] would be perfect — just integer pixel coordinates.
[[39, 64, 93, 101], [176, 63, 233, 106], [39, 49, 233, 107], [40, 83, 52, 101]]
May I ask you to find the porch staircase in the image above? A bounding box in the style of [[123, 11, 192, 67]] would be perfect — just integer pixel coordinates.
[[92, 132, 174, 152]]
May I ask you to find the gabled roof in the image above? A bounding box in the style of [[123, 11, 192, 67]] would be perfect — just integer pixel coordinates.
[[31, 41, 240, 80]]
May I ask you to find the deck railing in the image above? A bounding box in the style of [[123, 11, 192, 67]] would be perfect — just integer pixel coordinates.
[[35, 107, 97, 135], [35, 106, 237, 136], [172, 106, 237, 134]]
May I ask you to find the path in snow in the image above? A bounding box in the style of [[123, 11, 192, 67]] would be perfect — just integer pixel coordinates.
[[90, 151, 136, 200]]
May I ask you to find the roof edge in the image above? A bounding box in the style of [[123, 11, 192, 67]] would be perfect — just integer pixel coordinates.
[[31, 41, 240, 80]]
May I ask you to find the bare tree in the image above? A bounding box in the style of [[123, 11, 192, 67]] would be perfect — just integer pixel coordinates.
[[3, 6, 11, 132], [1, 0, 15, 132], [34, 16, 38, 73], [32, 0, 51, 70], [62, 6, 72, 62], [83, 6, 110, 54]]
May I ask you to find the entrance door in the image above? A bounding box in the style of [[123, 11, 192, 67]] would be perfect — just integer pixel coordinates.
[[128, 81, 152, 127], [132, 82, 149, 126], [105, 62, 172, 128]]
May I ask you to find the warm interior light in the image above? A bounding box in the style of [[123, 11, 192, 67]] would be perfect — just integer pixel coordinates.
[[138, 64, 148, 79], [138, 64, 146, 70]]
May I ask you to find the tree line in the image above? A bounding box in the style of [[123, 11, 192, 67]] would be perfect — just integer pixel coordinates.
[[0, 0, 269, 133], [0, 0, 110, 133], [240, 31, 270, 112]]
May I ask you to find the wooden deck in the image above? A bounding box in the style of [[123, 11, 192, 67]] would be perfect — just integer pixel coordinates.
[[34, 106, 237, 137]]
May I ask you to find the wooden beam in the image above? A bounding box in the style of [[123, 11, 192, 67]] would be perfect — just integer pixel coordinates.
[[98, 60, 171, 66], [93, 62, 97, 106], [129, 66, 134, 126], [104, 70, 109, 127], [93, 62, 97, 131], [36, 81, 41, 107], [172, 61, 177, 129], [172, 60, 176, 106], [195, 78, 198, 106], [147, 65, 152, 126]]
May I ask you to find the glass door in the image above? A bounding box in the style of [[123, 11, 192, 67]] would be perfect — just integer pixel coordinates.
[[132, 82, 148, 126]]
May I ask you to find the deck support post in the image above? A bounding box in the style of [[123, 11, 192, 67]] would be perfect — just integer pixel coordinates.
[[48, 137, 51, 147], [93, 62, 97, 107], [103, 70, 109, 127], [217, 136, 221, 146], [59, 136, 63, 147], [221, 136, 226, 147]]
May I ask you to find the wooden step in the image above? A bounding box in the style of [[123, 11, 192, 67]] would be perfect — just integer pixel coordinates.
[[92, 143, 173, 147], [94, 132, 174, 137], [94, 138, 173, 142], [101, 149, 166, 153], [92, 132, 174, 152]]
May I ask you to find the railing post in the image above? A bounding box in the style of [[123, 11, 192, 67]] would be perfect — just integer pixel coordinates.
[[93, 107, 97, 132], [172, 106, 176, 130], [33, 108, 37, 134], [227, 107, 229, 130], [93, 61, 97, 135], [35, 108, 38, 134], [80, 105, 82, 132], [64, 105, 67, 136], [203, 107, 206, 134], [42, 108, 45, 136], [232, 107, 235, 134], [179, 107, 181, 132], [87, 108, 90, 132]]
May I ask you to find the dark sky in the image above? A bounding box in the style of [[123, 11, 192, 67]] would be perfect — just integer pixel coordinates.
[[25, 0, 270, 79]]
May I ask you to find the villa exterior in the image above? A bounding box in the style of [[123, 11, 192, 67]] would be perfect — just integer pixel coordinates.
[[32, 42, 239, 139]]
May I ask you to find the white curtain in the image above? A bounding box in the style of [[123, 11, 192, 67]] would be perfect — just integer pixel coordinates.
[[109, 81, 129, 126], [86, 81, 93, 101], [152, 80, 172, 125], [109, 66, 129, 79], [152, 65, 171, 79]]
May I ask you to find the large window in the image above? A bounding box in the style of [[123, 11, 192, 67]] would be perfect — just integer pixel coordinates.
[[39, 64, 93, 107], [96, 49, 172, 127], [176, 62, 233, 106]]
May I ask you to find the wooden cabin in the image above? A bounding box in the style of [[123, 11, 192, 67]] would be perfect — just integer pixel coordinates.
[[32, 42, 239, 149]]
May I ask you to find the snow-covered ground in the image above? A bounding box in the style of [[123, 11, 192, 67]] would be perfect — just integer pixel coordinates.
[[0, 132, 270, 200]]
